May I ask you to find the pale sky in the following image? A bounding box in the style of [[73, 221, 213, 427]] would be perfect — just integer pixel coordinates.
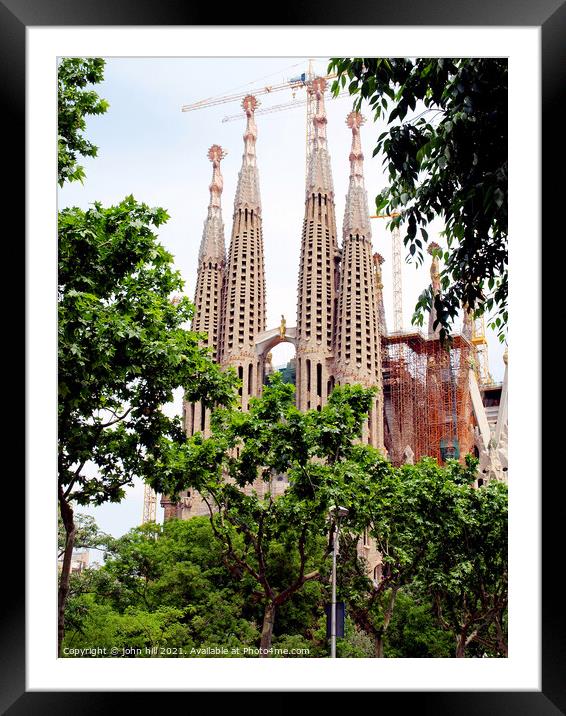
[[59, 57, 506, 540]]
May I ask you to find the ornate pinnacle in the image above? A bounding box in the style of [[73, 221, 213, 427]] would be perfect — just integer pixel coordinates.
[[234, 95, 262, 214], [311, 78, 328, 150], [347, 111, 365, 187], [208, 144, 226, 163], [198, 145, 226, 263], [241, 94, 259, 168], [373, 253, 385, 290], [346, 111, 365, 130], [305, 78, 333, 198], [342, 111, 370, 239], [242, 94, 259, 113], [428, 242, 441, 294], [207, 144, 226, 210]]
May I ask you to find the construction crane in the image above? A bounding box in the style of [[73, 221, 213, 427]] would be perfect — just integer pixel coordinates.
[[181, 74, 311, 113], [182, 60, 339, 177], [370, 213, 403, 333], [221, 86, 349, 174]]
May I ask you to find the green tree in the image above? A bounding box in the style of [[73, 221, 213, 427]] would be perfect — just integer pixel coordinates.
[[425, 478, 508, 657], [62, 518, 311, 657], [338, 454, 503, 657], [57, 197, 236, 654], [329, 58, 507, 341], [151, 374, 378, 656], [58, 57, 109, 187], [383, 591, 455, 658], [57, 58, 237, 656]]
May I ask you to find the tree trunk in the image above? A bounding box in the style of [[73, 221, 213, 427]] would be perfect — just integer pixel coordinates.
[[456, 631, 467, 658], [259, 602, 276, 656], [372, 586, 397, 657], [494, 617, 508, 657], [58, 489, 76, 656]]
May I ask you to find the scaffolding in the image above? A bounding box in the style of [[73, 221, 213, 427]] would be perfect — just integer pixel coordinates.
[[382, 331, 474, 466]]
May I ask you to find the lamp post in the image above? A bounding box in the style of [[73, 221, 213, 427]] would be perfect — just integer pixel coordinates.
[[329, 505, 349, 658]]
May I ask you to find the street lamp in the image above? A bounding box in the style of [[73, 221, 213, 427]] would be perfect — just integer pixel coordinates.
[[329, 505, 349, 658]]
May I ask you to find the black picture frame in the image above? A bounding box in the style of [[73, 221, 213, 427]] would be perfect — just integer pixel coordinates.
[[8, 0, 559, 709]]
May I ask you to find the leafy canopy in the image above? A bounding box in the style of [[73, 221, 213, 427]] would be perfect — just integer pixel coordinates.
[[58, 196, 236, 507], [58, 57, 109, 187], [329, 58, 508, 341]]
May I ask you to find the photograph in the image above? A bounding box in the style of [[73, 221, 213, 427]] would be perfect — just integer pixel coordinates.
[[56, 55, 509, 662]]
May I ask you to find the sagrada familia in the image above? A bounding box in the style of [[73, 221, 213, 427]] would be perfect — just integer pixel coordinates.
[[161, 79, 508, 544]]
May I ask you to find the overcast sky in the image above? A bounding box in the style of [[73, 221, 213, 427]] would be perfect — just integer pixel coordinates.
[[59, 57, 506, 543]]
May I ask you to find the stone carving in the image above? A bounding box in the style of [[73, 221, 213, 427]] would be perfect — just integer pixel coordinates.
[[403, 445, 415, 465]]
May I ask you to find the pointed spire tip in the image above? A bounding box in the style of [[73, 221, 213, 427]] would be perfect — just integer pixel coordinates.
[[346, 111, 365, 129], [242, 95, 259, 113], [208, 144, 227, 163]]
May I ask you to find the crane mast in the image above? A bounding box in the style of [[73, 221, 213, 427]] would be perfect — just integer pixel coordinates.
[[370, 213, 403, 334]]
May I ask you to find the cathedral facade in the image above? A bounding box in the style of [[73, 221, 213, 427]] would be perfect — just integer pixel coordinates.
[[163, 79, 385, 524], [162, 78, 506, 530]]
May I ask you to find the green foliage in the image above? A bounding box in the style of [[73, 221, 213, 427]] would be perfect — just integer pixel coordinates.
[[61, 471, 507, 659], [58, 58, 109, 187], [336, 455, 507, 657], [58, 195, 236, 508], [62, 518, 261, 656], [62, 595, 191, 656], [329, 58, 508, 341], [424, 478, 508, 656], [384, 591, 454, 657], [156, 375, 378, 611]]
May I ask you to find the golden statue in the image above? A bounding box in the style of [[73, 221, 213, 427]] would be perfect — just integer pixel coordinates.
[[280, 314, 286, 338]]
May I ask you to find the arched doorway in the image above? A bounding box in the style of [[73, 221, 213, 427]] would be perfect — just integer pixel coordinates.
[[255, 323, 297, 390]]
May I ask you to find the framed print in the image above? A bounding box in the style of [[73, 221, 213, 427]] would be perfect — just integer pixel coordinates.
[[6, 0, 560, 709]]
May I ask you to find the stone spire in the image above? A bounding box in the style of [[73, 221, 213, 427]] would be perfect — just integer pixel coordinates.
[[218, 95, 266, 410], [335, 112, 384, 449], [167, 146, 228, 519], [198, 144, 226, 264], [233, 94, 261, 215], [305, 78, 334, 198], [427, 242, 442, 338], [295, 78, 339, 412], [462, 303, 473, 341], [192, 145, 227, 359], [342, 111, 371, 240], [185, 145, 227, 442]]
